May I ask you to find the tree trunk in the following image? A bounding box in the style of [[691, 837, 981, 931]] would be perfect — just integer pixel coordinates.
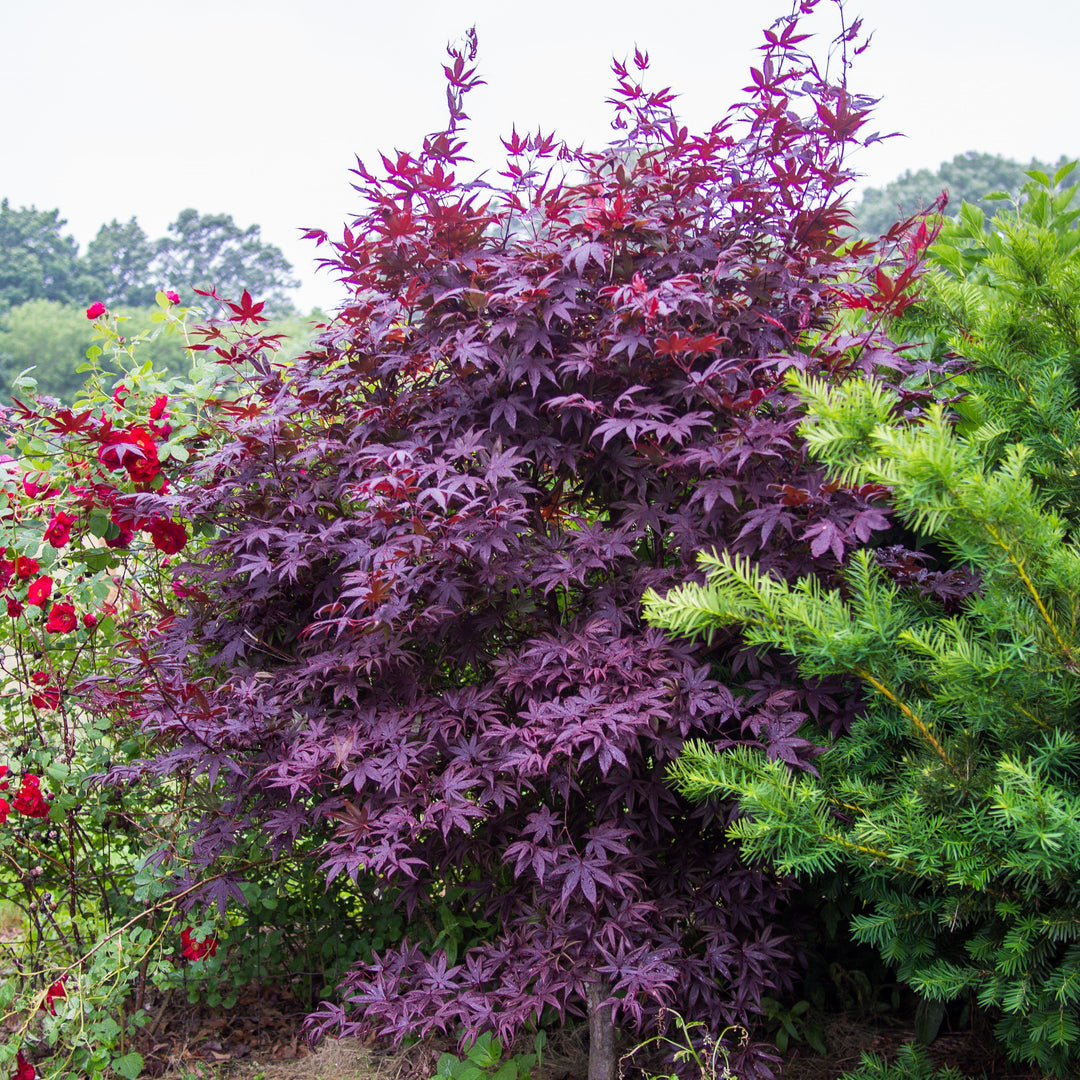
[[587, 979, 617, 1080]]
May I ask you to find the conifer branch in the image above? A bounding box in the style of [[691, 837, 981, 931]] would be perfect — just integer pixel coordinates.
[[980, 520, 1077, 666], [850, 666, 958, 775], [650, 165, 1080, 1074]]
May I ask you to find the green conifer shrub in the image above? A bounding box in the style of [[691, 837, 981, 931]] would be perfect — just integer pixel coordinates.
[[644, 169, 1080, 1076], [831, 1044, 963, 1080], [911, 169, 1080, 524]]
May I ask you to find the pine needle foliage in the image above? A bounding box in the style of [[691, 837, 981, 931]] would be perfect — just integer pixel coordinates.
[[900, 162, 1080, 523], [829, 1043, 964, 1080], [645, 169, 1080, 1077]]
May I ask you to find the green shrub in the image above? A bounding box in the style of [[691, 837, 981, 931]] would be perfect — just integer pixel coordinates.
[[834, 1043, 963, 1080], [432, 1031, 546, 1080], [0, 295, 356, 1079], [645, 169, 1080, 1076]]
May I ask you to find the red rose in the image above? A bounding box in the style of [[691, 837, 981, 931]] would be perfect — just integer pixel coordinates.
[[13, 1049, 34, 1080], [180, 926, 217, 961], [150, 394, 169, 420], [43, 512, 75, 548], [85, 301, 107, 320], [27, 577, 53, 607], [0, 798, 8, 823], [15, 556, 39, 580], [22, 474, 56, 500], [13, 775, 49, 818], [30, 671, 47, 686], [148, 517, 187, 555], [46, 602, 76, 634], [82, 612, 98, 629], [40, 977, 66, 1015], [6, 597, 24, 618], [98, 427, 160, 484], [105, 528, 133, 550], [179, 926, 196, 958], [31, 686, 60, 710], [165, 290, 180, 304]]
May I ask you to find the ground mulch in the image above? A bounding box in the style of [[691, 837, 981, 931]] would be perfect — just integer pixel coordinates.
[[141, 982, 313, 1077], [778, 1012, 1045, 1080], [131, 988, 1052, 1080]]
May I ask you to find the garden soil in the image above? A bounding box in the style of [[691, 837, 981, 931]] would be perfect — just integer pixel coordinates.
[[152, 991, 1047, 1080]]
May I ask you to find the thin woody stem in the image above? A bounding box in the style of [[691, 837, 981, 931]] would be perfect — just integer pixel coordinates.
[[852, 666, 959, 776]]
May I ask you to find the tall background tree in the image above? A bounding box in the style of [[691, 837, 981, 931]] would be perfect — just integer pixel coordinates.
[[0, 202, 300, 316], [0, 202, 306, 398], [83, 217, 157, 307], [152, 208, 299, 312], [0, 299, 96, 400], [0, 199, 88, 309]]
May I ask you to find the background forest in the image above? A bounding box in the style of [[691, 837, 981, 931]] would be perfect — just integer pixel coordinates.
[[0, 206, 319, 400]]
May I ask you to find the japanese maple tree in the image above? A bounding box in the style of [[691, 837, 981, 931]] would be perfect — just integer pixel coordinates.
[[99, 6, 930, 1077]]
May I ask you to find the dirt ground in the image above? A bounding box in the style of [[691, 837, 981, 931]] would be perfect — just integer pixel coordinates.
[[148, 989, 1048, 1080], [776, 1013, 1042, 1080]]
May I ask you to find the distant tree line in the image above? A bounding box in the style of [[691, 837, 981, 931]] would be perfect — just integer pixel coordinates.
[[851, 151, 1078, 236], [0, 202, 299, 313], [0, 202, 313, 401]]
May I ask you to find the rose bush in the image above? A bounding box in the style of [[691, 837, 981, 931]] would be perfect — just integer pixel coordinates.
[[0, 287, 378, 1080], [0, 290, 243, 1080]]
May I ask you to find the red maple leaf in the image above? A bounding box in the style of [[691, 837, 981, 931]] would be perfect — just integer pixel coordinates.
[[225, 290, 267, 324], [44, 409, 95, 436]]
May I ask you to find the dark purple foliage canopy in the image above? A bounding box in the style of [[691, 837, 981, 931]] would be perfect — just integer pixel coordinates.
[[98, 6, 926, 1075]]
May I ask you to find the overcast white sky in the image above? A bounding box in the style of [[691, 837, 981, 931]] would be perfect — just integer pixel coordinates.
[[3, 0, 1077, 311]]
